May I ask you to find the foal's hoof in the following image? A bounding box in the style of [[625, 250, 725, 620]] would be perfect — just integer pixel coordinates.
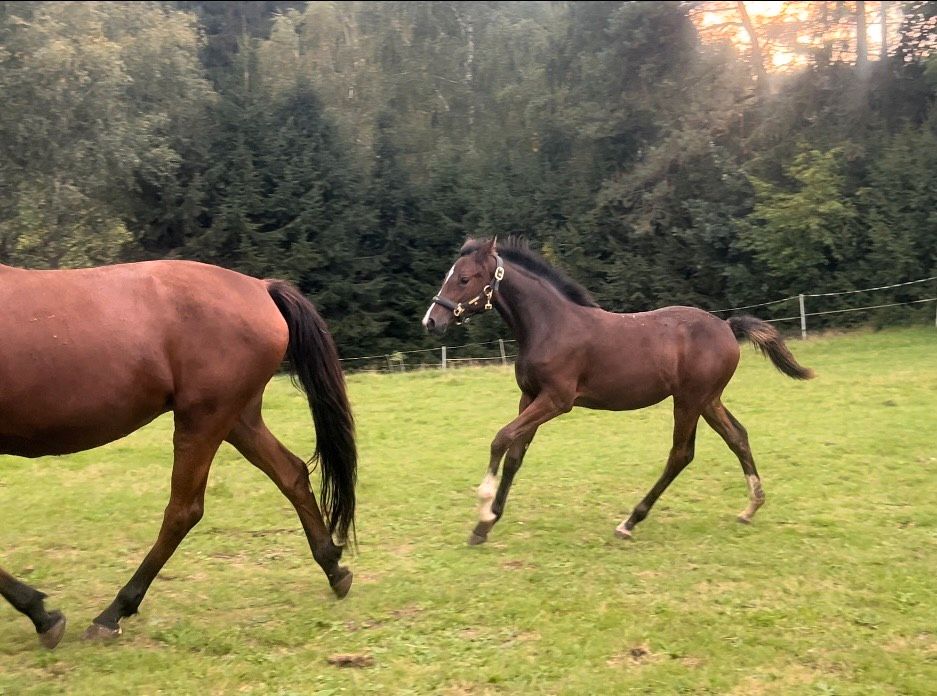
[[468, 521, 493, 546], [736, 514, 753, 525], [614, 524, 634, 541], [331, 569, 353, 599], [81, 622, 121, 641], [38, 611, 66, 650], [467, 531, 488, 546]]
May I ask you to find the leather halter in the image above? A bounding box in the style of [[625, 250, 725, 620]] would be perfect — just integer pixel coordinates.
[[432, 254, 505, 324]]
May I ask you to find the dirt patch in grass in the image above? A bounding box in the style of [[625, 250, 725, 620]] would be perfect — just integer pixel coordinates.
[[440, 682, 499, 696], [884, 632, 937, 655], [345, 604, 425, 631], [500, 559, 536, 571], [726, 664, 822, 696], [326, 653, 374, 668], [606, 643, 663, 667]]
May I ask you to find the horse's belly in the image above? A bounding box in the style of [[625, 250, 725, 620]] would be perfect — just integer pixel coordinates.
[[0, 400, 169, 457], [574, 356, 675, 411], [0, 353, 172, 457], [574, 387, 670, 412]]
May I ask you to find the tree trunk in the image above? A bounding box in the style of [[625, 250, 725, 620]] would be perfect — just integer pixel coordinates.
[[819, 1, 833, 68], [453, 7, 476, 129], [737, 2, 768, 93], [856, 0, 869, 72], [880, 1, 889, 62]]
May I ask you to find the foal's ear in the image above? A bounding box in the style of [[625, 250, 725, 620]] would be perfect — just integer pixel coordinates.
[[477, 237, 497, 259]]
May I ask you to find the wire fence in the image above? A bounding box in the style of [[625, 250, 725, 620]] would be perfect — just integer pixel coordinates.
[[339, 338, 519, 373], [339, 275, 937, 373], [706, 275, 937, 338]]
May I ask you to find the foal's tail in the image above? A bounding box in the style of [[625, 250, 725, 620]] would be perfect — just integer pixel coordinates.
[[727, 315, 815, 380], [266, 280, 357, 546]]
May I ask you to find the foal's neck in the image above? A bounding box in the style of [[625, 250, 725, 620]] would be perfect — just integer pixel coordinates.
[[493, 262, 576, 350]]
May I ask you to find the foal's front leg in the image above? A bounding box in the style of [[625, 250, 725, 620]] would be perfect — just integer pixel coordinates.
[[468, 391, 570, 546]]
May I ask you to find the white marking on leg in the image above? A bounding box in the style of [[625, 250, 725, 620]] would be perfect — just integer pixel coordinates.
[[614, 520, 633, 539], [477, 472, 498, 522], [747, 474, 763, 499], [422, 266, 455, 328], [739, 474, 764, 522]]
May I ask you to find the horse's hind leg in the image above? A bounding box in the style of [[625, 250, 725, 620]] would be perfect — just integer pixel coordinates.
[[226, 397, 352, 598], [84, 411, 229, 639], [702, 400, 765, 523], [0, 567, 66, 649], [616, 403, 700, 540]]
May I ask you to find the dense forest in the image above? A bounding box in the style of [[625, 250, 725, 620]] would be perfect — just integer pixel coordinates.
[[1, 1, 935, 359]]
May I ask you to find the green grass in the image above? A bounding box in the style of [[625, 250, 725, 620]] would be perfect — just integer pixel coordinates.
[[1, 326, 936, 695]]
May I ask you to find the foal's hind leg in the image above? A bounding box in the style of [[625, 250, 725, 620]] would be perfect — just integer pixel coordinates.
[[616, 403, 700, 540], [0, 567, 66, 648], [226, 398, 352, 598], [702, 400, 765, 524], [85, 411, 230, 639]]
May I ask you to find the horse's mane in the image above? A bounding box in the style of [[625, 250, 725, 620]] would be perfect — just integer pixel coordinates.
[[460, 237, 599, 308]]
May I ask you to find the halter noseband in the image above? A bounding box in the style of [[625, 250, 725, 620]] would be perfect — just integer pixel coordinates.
[[432, 254, 505, 324]]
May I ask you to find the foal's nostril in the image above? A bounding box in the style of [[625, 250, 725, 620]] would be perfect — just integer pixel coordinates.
[[424, 317, 435, 332]]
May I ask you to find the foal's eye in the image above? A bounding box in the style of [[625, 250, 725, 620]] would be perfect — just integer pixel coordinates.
[[459, 276, 470, 285]]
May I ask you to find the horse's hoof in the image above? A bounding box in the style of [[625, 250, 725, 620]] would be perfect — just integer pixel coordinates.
[[614, 524, 634, 540], [81, 622, 121, 641], [467, 531, 488, 546], [38, 612, 66, 650], [331, 570, 353, 599], [737, 515, 753, 525]]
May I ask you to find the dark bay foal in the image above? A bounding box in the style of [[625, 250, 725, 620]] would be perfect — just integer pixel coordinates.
[[422, 238, 813, 545]]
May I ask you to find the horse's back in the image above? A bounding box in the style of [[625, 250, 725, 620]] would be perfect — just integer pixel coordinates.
[[0, 261, 287, 457], [572, 305, 740, 411]]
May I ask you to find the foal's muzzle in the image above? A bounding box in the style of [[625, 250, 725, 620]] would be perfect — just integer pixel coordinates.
[[424, 316, 445, 335]]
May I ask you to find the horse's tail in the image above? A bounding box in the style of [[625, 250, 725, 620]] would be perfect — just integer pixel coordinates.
[[727, 315, 815, 380], [266, 280, 357, 546]]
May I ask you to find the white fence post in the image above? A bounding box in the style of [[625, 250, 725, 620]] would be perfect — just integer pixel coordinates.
[[498, 339, 507, 366], [799, 294, 807, 340], [441, 345, 447, 370]]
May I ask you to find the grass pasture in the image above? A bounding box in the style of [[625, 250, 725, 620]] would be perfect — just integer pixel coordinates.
[[1, 327, 936, 694]]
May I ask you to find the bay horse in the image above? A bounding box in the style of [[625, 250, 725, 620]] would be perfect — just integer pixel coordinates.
[[0, 260, 356, 649], [422, 238, 813, 547]]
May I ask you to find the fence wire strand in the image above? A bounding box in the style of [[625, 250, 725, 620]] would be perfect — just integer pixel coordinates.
[[804, 275, 937, 298], [341, 338, 516, 363], [708, 295, 798, 314], [805, 297, 937, 317], [708, 274, 936, 315]]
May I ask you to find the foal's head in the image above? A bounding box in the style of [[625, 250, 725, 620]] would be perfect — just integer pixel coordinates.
[[422, 238, 501, 335]]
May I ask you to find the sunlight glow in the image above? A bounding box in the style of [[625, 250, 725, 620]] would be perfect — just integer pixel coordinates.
[[692, 1, 905, 74]]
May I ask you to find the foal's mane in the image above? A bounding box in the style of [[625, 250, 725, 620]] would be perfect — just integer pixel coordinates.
[[461, 237, 599, 308]]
